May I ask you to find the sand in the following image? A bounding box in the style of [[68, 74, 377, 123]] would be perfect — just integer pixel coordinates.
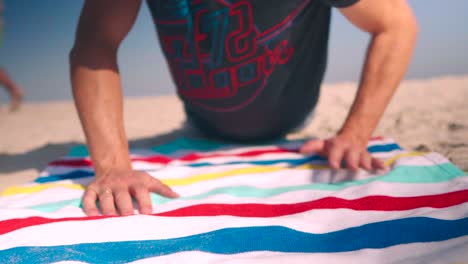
[[1, 75, 467, 191]]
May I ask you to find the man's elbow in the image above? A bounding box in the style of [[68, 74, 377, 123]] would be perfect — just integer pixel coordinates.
[[391, 3, 419, 42], [401, 12, 419, 40], [373, 2, 419, 41], [375, 11, 418, 49]]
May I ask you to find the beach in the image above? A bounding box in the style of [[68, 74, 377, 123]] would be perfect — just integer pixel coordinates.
[[1, 75, 467, 191]]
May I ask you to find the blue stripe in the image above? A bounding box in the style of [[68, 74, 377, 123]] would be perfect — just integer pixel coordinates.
[[38, 143, 401, 183], [187, 154, 327, 168], [35, 170, 94, 183], [368, 143, 401, 153], [184, 144, 400, 167], [2, 217, 466, 263]]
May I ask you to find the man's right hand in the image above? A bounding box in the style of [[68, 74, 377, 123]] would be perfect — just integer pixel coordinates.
[[70, 0, 170, 216], [83, 169, 179, 216]]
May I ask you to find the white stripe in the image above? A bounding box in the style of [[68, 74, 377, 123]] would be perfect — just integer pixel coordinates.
[[0, 188, 84, 209], [39, 166, 93, 177], [37, 151, 453, 189], [38, 150, 449, 182], [153, 141, 304, 157], [388, 152, 452, 167], [1, 202, 467, 250], [43, 139, 397, 170], [127, 235, 468, 264], [368, 138, 396, 146], [38, 151, 447, 185], [2, 172, 467, 211]]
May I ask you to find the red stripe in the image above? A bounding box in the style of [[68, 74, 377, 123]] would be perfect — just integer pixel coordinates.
[[179, 148, 291, 161], [48, 147, 293, 167], [47, 138, 387, 167], [158, 189, 468, 217], [0, 215, 108, 236], [1, 190, 466, 235]]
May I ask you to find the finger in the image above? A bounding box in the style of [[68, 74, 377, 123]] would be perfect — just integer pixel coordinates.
[[344, 149, 360, 171], [82, 187, 99, 216], [114, 188, 134, 216], [131, 186, 153, 215], [359, 153, 373, 171], [98, 187, 117, 216], [148, 178, 179, 198], [299, 139, 325, 154], [328, 145, 345, 169], [372, 157, 387, 170]]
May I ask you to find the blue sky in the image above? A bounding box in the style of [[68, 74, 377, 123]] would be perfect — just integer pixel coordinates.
[[0, 0, 467, 102]]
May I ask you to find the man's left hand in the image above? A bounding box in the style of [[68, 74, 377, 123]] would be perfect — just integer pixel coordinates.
[[299, 0, 417, 172], [299, 134, 386, 172]]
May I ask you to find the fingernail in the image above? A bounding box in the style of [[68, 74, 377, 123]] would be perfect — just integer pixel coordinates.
[[144, 207, 155, 215], [104, 212, 117, 217], [87, 211, 99, 217], [377, 167, 389, 174], [332, 162, 340, 169]]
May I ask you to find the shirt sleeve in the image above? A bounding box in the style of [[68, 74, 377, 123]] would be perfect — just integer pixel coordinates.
[[320, 0, 360, 8]]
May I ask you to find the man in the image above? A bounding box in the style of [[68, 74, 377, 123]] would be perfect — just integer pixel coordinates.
[[70, 0, 418, 216], [0, 0, 23, 111]]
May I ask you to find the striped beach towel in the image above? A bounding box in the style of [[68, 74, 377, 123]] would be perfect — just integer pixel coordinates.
[[1, 137, 467, 263]]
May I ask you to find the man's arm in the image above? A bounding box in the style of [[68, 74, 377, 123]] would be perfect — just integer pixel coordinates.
[[301, 0, 418, 171], [70, 0, 178, 216]]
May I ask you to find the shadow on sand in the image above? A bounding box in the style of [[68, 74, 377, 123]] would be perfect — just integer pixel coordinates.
[[0, 127, 196, 175], [0, 126, 367, 189]]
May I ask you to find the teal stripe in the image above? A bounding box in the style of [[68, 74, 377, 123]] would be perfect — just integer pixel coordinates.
[[43, 143, 401, 184], [151, 138, 230, 154], [69, 138, 226, 157], [151, 138, 305, 154], [69, 137, 306, 157], [2, 217, 467, 263], [68, 145, 89, 157], [30, 199, 83, 212], [28, 163, 466, 213]]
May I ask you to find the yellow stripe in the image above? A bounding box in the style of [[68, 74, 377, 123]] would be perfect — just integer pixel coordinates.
[[0, 164, 326, 196], [0, 152, 428, 196], [2, 183, 85, 196], [162, 164, 329, 186], [384, 152, 427, 167]]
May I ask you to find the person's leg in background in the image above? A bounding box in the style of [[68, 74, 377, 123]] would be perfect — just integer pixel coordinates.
[[0, 67, 23, 111], [1, 0, 23, 111]]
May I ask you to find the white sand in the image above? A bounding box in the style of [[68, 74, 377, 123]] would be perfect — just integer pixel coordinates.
[[1, 75, 467, 191]]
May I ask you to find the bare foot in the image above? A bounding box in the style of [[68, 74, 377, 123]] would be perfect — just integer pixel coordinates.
[[9, 87, 23, 112]]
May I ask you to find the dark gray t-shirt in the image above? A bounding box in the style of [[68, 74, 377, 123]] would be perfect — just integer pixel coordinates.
[[147, 0, 358, 141]]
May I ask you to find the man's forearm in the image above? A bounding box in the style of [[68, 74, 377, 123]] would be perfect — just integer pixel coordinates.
[[70, 48, 132, 174], [339, 21, 418, 142]]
